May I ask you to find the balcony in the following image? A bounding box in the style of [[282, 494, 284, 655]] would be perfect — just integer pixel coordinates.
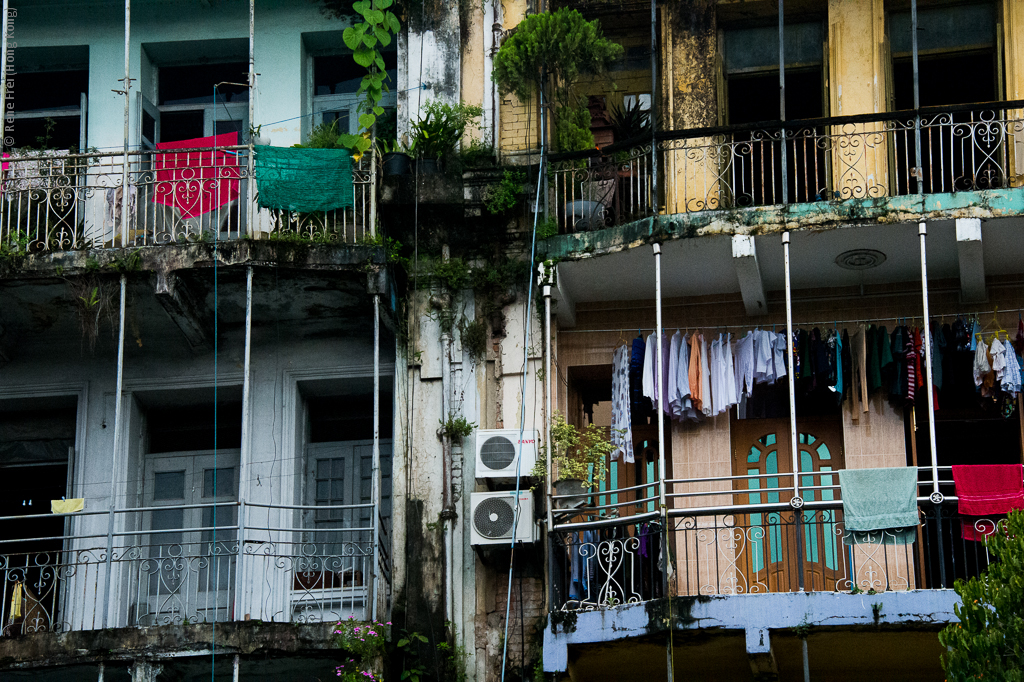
[[549, 100, 1024, 236], [0, 501, 390, 635], [0, 146, 373, 253], [548, 465, 986, 612]]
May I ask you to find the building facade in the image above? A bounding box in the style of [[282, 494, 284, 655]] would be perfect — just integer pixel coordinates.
[[2, 0, 1024, 681]]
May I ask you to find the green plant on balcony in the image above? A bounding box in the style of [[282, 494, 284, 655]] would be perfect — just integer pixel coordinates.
[[484, 169, 527, 215], [492, 8, 623, 152], [411, 100, 483, 166], [531, 412, 612, 501]]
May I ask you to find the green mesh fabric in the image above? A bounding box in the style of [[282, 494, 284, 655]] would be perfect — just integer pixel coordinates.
[[253, 145, 354, 212]]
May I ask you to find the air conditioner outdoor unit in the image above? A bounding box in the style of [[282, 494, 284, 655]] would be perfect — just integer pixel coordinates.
[[470, 490, 536, 546], [475, 429, 538, 480]]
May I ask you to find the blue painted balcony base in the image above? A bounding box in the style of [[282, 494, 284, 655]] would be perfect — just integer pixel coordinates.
[[543, 589, 960, 673]]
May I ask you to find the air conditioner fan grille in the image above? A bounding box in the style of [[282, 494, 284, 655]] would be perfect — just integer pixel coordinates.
[[479, 436, 517, 471], [473, 497, 516, 539]]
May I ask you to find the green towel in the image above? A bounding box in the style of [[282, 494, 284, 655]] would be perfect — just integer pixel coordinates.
[[252, 145, 354, 213], [839, 467, 919, 545]]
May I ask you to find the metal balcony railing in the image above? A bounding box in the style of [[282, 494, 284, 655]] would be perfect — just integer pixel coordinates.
[[0, 501, 391, 635], [549, 467, 999, 612], [549, 100, 1024, 233], [0, 146, 373, 253]]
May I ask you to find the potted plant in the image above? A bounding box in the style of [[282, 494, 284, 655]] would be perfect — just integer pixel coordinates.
[[411, 100, 483, 174], [492, 8, 622, 153], [379, 138, 412, 176], [533, 413, 613, 508]]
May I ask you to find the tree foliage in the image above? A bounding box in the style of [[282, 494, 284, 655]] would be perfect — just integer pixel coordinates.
[[492, 8, 622, 152], [339, 0, 401, 157], [939, 509, 1024, 681]]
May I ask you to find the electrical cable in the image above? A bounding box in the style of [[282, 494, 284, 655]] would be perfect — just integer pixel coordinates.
[[499, 70, 544, 682], [211, 83, 220, 682]]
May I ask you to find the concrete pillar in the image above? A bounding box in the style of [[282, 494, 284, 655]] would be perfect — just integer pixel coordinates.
[[664, 1, 720, 214], [827, 0, 889, 199], [1003, 0, 1024, 185], [130, 660, 163, 682]]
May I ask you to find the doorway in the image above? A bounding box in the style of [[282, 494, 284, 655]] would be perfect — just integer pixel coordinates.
[[730, 417, 845, 592]]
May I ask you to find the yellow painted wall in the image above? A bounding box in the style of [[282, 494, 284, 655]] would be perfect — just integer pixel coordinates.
[[1004, 0, 1024, 186], [828, 0, 889, 199]]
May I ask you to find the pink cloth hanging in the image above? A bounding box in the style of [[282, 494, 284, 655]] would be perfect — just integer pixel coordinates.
[[153, 132, 241, 219]]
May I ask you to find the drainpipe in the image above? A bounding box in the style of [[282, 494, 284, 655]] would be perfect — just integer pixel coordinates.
[[119, 0, 131, 247], [542, 272, 553, 533], [919, 222, 940, 497], [653, 243, 673, 682], [372, 289, 382, 622], [483, 0, 496, 150], [436, 245, 456, 625], [234, 265, 253, 620], [102, 275, 127, 628], [246, 0, 255, 238], [783, 231, 805, 591], [490, 0, 503, 151]]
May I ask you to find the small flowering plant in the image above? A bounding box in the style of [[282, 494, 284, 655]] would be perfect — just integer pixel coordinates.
[[333, 615, 391, 682]]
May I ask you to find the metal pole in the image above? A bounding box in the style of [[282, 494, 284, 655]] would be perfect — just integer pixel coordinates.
[[911, 0, 923, 192], [653, 242, 673, 682], [371, 292, 381, 622], [919, 222, 940, 495], [119, 0, 131, 247], [650, 0, 658, 214], [102, 274, 128, 628], [783, 233, 799, 501], [246, 0, 256, 238], [802, 636, 810, 682], [778, 0, 788, 204], [97, 662, 105, 682], [233, 654, 240, 682], [543, 279, 553, 533], [234, 265, 253, 619]]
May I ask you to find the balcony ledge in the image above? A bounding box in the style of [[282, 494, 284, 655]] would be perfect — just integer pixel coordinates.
[[540, 186, 1024, 262], [0, 620, 343, 670], [0, 240, 388, 282], [543, 589, 960, 673]]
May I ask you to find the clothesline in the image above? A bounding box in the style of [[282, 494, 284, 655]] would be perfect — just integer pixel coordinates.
[[561, 307, 1024, 334]]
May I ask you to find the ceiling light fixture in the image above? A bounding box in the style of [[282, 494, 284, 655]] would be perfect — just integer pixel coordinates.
[[835, 249, 887, 270]]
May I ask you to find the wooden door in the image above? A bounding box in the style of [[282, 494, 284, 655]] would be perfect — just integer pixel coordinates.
[[731, 417, 845, 592]]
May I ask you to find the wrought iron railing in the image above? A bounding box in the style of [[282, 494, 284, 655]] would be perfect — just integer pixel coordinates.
[[549, 100, 1024, 233], [0, 501, 390, 635], [0, 146, 373, 253], [549, 467, 1001, 612]]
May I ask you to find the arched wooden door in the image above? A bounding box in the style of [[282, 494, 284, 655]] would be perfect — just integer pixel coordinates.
[[732, 418, 845, 592]]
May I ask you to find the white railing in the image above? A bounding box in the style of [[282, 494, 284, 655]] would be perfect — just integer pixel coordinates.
[[0, 501, 390, 635], [0, 147, 373, 253]]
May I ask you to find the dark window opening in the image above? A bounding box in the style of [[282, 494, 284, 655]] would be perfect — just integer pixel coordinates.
[[893, 51, 996, 110], [726, 68, 826, 205], [308, 393, 394, 443], [7, 116, 81, 151], [160, 110, 205, 143], [13, 70, 88, 112], [159, 62, 249, 106], [147, 402, 243, 453], [314, 53, 397, 96]]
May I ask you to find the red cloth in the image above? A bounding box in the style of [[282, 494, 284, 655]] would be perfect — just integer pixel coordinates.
[[153, 132, 240, 219], [953, 464, 1024, 541]]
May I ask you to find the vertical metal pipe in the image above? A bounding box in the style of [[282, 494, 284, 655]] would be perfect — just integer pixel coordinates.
[[778, 0, 788, 204], [919, 222, 940, 494], [650, 0, 658, 214], [911, 0, 923, 192], [98, 662, 105, 682], [120, 0, 131, 247], [802, 636, 810, 682], [543, 281, 553, 532], [234, 265, 253, 618], [102, 274, 128, 629], [246, 0, 256, 238], [653, 242, 672, 681], [782, 233, 799, 499], [233, 654, 240, 682], [371, 292, 382, 622]]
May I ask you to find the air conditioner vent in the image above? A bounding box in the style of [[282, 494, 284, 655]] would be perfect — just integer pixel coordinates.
[[474, 429, 538, 481], [473, 496, 516, 539], [479, 436, 516, 471]]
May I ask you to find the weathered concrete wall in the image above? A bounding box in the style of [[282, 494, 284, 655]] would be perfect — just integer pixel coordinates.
[[399, 0, 462, 139], [667, 0, 717, 131]]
